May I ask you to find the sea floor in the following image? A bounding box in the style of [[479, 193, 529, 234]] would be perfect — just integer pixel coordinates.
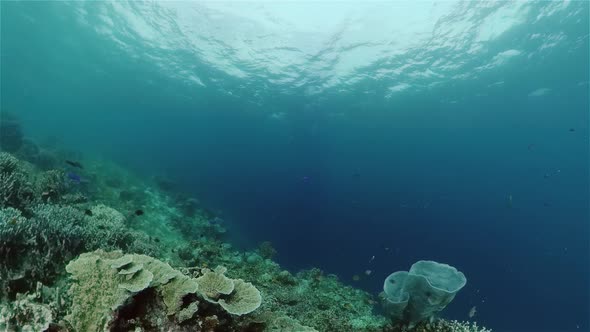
[[0, 122, 491, 332]]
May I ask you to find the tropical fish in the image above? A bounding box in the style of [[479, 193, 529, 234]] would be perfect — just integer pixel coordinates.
[[67, 172, 81, 184], [65, 160, 84, 169]]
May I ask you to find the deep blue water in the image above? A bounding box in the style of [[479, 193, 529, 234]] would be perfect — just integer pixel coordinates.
[[2, 2, 589, 331]]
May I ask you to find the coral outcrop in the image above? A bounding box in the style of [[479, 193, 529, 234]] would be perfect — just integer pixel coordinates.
[[65, 250, 262, 331], [65, 250, 192, 331]]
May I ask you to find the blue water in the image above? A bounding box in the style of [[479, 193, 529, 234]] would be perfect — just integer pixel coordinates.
[[2, 2, 588, 331]]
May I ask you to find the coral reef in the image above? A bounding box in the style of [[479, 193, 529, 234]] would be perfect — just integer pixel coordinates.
[[195, 266, 262, 316], [65, 250, 262, 331], [389, 319, 492, 332], [65, 250, 176, 331], [0, 151, 493, 332], [0, 152, 35, 211], [196, 266, 235, 302], [0, 202, 159, 298], [264, 315, 319, 331], [218, 279, 262, 316], [0, 292, 52, 332]]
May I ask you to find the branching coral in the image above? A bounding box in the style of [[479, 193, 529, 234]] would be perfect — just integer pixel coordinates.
[[0, 203, 156, 298], [0, 152, 34, 211], [0, 205, 86, 297], [36, 169, 67, 203]]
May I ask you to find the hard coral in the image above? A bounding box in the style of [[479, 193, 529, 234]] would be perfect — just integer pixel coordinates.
[[0, 205, 85, 297], [36, 169, 67, 203], [66, 250, 201, 330], [196, 266, 234, 302], [196, 266, 262, 316], [0, 292, 53, 332], [65, 250, 152, 331], [218, 279, 262, 316], [0, 202, 148, 298], [0, 152, 34, 211], [268, 316, 318, 332], [65, 251, 262, 331], [389, 319, 492, 332]]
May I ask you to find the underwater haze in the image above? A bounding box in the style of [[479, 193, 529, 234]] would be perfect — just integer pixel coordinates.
[[2, 1, 589, 331]]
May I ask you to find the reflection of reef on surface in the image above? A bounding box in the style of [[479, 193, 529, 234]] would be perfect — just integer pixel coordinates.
[[0, 137, 492, 331]]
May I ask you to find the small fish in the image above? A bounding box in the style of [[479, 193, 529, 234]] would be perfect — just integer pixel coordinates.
[[364, 269, 372, 276], [352, 275, 360, 281], [135, 209, 144, 216], [569, 128, 575, 132], [369, 255, 375, 263], [65, 160, 84, 169], [84, 209, 93, 216], [544, 169, 561, 179], [67, 172, 81, 184]]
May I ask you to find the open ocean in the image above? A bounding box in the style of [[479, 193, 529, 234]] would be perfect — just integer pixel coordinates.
[[2, 2, 588, 332]]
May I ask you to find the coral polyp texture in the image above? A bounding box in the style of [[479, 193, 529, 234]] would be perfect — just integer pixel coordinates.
[[196, 266, 235, 301], [0, 152, 491, 331], [65, 250, 201, 331]]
